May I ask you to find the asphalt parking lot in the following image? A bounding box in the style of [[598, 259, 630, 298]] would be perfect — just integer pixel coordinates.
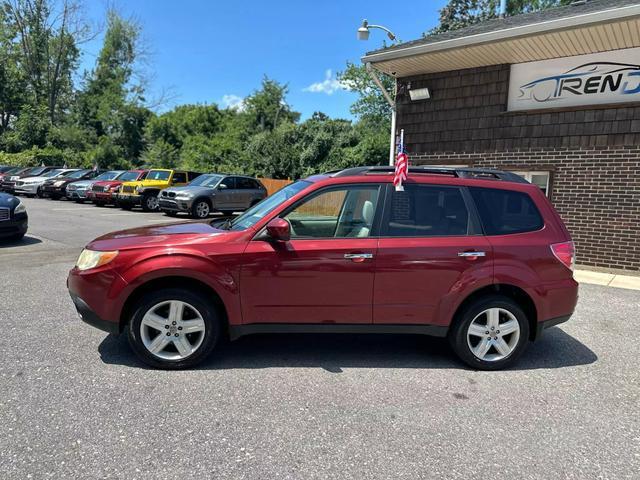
[[1, 197, 638, 479]]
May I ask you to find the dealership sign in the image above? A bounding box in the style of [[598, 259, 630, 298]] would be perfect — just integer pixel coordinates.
[[508, 48, 640, 111]]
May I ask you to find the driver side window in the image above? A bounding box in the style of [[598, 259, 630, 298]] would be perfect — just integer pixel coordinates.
[[284, 185, 380, 239]]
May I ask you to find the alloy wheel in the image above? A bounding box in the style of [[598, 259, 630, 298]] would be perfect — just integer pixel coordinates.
[[145, 195, 159, 211], [139, 300, 206, 360], [466, 307, 520, 362], [195, 201, 210, 218]]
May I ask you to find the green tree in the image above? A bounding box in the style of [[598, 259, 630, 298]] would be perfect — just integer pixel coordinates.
[[75, 9, 151, 167], [0, 7, 26, 135], [338, 62, 394, 124], [432, 0, 573, 34], [3, 0, 87, 123], [243, 77, 300, 132]]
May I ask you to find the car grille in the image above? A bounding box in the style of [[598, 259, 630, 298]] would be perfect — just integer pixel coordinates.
[[92, 184, 104, 192], [0, 207, 9, 221], [121, 185, 135, 194]]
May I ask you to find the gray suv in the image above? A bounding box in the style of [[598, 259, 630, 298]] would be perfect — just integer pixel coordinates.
[[159, 174, 267, 218]]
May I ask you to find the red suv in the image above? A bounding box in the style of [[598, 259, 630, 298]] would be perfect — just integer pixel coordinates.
[[67, 166, 578, 370]]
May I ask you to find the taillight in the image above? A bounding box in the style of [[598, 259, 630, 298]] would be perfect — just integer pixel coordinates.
[[551, 241, 575, 271]]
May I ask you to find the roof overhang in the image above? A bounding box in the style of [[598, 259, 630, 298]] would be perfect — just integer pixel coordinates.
[[363, 4, 640, 77]]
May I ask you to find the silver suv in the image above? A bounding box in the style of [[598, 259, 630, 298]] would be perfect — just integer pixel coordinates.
[[159, 174, 267, 218]]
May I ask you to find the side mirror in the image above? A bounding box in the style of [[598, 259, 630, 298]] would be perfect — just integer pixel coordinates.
[[218, 184, 228, 190], [265, 218, 290, 242]]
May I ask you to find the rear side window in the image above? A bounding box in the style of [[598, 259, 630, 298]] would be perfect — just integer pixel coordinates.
[[237, 177, 257, 189], [469, 187, 543, 235], [172, 172, 187, 183], [384, 185, 471, 237]]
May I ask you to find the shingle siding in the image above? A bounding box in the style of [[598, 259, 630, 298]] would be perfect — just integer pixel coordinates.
[[396, 64, 640, 272]]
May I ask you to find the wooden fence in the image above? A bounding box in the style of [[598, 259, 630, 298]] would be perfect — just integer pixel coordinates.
[[258, 178, 292, 196]]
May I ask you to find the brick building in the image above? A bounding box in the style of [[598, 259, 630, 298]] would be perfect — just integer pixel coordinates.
[[364, 0, 640, 272]]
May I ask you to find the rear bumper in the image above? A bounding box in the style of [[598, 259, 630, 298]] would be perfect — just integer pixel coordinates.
[[535, 314, 572, 339]]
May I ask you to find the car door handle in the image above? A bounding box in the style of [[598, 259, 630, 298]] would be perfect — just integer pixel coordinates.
[[458, 251, 486, 258], [344, 253, 374, 262]]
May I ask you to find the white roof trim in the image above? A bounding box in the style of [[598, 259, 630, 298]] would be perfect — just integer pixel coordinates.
[[362, 4, 640, 64]]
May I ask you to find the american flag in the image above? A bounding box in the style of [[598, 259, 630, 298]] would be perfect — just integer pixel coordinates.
[[393, 129, 407, 191]]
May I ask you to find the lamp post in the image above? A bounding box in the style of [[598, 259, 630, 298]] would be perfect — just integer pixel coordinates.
[[357, 19, 398, 166]]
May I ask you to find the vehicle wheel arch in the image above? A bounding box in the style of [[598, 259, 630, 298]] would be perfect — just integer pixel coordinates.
[[120, 275, 229, 338], [450, 284, 538, 341]]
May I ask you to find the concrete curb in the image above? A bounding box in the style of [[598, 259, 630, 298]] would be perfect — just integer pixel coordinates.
[[574, 269, 640, 291]]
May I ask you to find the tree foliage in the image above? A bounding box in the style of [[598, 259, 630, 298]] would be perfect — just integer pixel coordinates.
[[432, 0, 573, 34]]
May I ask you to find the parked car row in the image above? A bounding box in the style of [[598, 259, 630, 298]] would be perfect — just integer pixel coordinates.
[[0, 165, 268, 219]]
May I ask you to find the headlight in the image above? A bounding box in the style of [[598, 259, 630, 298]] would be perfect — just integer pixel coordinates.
[[54, 180, 66, 187], [75, 249, 119, 271], [14, 200, 26, 214], [135, 186, 143, 193]]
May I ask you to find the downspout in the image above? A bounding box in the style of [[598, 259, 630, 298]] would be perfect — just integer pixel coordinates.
[[365, 62, 397, 166]]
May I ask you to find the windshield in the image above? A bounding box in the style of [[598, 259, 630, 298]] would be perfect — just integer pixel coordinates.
[[230, 180, 311, 231], [26, 167, 47, 176], [67, 170, 90, 179], [189, 174, 223, 187], [119, 171, 142, 181], [43, 169, 63, 178], [94, 171, 123, 181], [146, 170, 171, 181]]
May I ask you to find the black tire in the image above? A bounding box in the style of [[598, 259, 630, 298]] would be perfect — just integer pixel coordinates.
[[126, 288, 221, 369], [191, 199, 211, 219], [36, 188, 43, 198], [9, 233, 25, 242], [94, 201, 106, 207], [120, 203, 133, 210], [164, 210, 178, 217], [448, 295, 530, 371], [141, 192, 159, 212]]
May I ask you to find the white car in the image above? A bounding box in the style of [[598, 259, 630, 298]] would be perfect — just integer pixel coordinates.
[[14, 169, 80, 197]]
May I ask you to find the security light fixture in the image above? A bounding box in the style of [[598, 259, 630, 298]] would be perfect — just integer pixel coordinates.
[[409, 87, 431, 101], [357, 19, 396, 42]]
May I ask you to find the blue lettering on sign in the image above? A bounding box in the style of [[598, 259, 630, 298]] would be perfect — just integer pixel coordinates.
[[622, 71, 640, 95]]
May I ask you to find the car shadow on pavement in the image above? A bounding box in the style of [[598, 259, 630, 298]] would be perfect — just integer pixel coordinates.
[[98, 327, 597, 372], [0, 235, 42, 248]]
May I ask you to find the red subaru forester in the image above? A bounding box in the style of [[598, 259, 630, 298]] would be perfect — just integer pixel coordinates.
[[67, 166, 578, 370]]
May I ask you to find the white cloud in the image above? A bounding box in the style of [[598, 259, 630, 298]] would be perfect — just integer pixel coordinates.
[[221, 94, 246, 111], [303, 69, 347, 95]]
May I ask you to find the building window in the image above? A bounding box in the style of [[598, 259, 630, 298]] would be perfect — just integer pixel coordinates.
[[513, 171, 551, 196]]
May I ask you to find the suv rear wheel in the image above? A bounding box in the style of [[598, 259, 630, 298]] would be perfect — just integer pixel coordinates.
[[126, 288, 221, 369], [448, 295, 529, 371], [142, 192, 159, 212]]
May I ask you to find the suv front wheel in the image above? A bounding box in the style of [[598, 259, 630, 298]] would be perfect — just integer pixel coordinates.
[[449, 295, 529, 371], [126, 288, 221, 369], [142, 192, 159, 212]]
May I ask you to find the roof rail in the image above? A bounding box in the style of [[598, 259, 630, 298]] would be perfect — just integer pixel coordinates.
[[331, 165, 528, 183]]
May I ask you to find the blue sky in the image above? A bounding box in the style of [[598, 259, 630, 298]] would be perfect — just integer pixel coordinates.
[[81, 0, 448, 119]]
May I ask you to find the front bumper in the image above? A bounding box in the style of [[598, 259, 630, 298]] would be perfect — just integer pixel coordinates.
[[67, 267, 129, 335], [159, 197, 193, 212], [93, 191, 116, 203], [0, 181, 17, 193], [14, 183, 40, 195], [41, 185, 67, 197], [0, 213, 28, 239], [67, 188, 90, 200], [117, 193, 142, 206]]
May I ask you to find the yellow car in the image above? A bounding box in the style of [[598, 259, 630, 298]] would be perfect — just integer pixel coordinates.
[[116, 169, 202, 211]]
